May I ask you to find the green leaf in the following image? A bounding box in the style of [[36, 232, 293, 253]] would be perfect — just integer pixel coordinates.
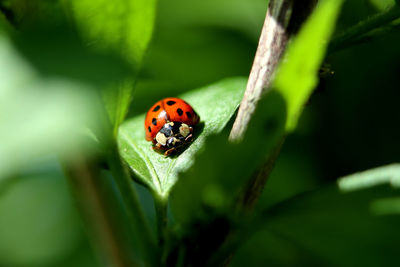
[[65, 0, 157, 66], [64, 0, 158, 130], [328, 4, 400, 53], [168, 0, 344, 226], [338, 164, 400, 192], [170, 91, 286, 225], [118, 77, 247, 199], [247, 164, 400, 266], [13, 25, 132, 87], [273, 0, 344, 132], [0, 174, 83, 266], [0, 31, 99, 179], [370, 0, 396, 11], [338, 164, 400, 216]]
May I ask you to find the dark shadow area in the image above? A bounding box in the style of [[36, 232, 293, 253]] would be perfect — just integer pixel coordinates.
[[152, 121, 205, 158]]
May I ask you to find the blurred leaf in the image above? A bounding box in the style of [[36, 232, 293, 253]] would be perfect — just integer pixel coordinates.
[[118, 78, 247, 200], [0, 174, 83, 266], [13, 26, 133, 87], [338, 164, 400, 192], [64, 0, 157, 129], [156, 0, 267, 42], [0, 29, 99, 178], [273, 0, 344, 132], [1, 1, 134, 86], [328, 4, 400, 53], [0, 0, 60, 26], [338, 164, 400, 216], [65, 0, 156, 66], [170, 91, 286, 225], [369, 0, 396, 11], [231, 229, 320, 267], [240, 164, 400, 266]]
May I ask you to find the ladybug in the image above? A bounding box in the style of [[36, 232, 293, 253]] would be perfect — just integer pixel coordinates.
[[145, 97, 200, 156]]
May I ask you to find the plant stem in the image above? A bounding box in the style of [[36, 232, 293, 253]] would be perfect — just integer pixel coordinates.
[[328, 5, 400, 53], [204, 1, 316, 265], [107, 142, 159, 266], [229, 0, 316, 211], [65, 155, 135, 267], [154, 196, 168, 262], [240, 137, 285, 210], [229, 0, 294, 142]]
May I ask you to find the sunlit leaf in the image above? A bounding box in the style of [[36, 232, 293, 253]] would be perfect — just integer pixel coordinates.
[[118, 78, 247, 199], [64, 0, 158, 130], [273, 0, 344, 131], [65, 0, 156, 66], [338, 164, 400, 192]]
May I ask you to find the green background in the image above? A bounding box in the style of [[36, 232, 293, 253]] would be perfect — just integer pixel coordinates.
[[0, 0, 399, 266]]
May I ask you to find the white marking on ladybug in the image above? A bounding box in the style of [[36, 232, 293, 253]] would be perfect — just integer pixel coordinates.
[[179, 123, 190, 137], [155, 132, 167, 146]]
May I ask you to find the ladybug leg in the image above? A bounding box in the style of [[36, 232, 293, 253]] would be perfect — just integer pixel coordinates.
[[184, 133, 193, 143], [153, 143, 163, 151], [164, 147, 176, 156]]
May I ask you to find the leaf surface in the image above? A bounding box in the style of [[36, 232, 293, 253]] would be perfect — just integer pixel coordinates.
[[273, 0, 344, 131], [119, 78, 247, 199], [65, 0, 157, 130], [242, 164, 400, 266]]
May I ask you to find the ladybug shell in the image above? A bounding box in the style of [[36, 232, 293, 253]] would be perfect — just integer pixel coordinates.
[[145, 97, 200, 141]]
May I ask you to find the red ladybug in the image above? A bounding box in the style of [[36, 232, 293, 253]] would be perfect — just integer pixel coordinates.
[[145, 97, 200, 155]]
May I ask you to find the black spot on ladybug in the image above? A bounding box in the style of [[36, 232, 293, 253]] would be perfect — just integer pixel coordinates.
[[152, 118, 157, 126], [153, 105, 160, 112], [186, 111, 192, 118], [148, 126, 152, 133], [177, 108, 183, 116], [167, 100, 176, 106]]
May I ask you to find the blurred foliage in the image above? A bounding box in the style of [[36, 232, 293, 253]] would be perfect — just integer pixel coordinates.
[[0, 0, 400, 266], [64, 0, 156, 66], [369, 0, 396, 10], [233, 165, 400, 266], [63, 0, 157, 131], [0, 171, 97, 267], [0, 15, 101, 179]]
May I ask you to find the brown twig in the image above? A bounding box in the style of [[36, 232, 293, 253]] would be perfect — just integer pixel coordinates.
[[201, 2, 318, 265], [230, 0, 317, 210], [229, 0, 294, 142]]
